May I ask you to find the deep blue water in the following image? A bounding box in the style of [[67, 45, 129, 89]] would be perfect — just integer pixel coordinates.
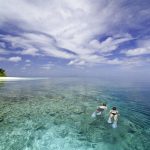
[[0, 77, 150, 150]]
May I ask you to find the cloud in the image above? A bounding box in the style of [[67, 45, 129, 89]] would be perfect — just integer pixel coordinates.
[[40, 62, 54, 70], [124, 47, 150, 56], [0, 33, 76, 59], [21, 48, 39, 56], [0, 56, 22, 62], [89, 34, 133, 53], [0, 48, 8, 54], [42, 47, 76, 59], [0, 57, 6, 61], [106, 58, 122, 65], [123, 38, 150, 56], [25, 59, 31, 63], [0, 34, 41, 56], [0, 1, 129, 51], [107, 57, 150, 67], [68, 59, 86, 66], [68, 54, 107, 66], [65, 33, 133, 66], [8, 56, 22, 62], [0, 42, 6, 48], [0, 0, 149, 68], [25, 63, 31, 67]]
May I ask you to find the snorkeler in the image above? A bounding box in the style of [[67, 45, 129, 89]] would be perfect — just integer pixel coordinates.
[[108, 107, 119, 128], [91, 103, 107, 118]]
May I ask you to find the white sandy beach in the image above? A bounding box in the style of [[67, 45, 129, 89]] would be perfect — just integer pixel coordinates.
[[0, 77, 47, 81]]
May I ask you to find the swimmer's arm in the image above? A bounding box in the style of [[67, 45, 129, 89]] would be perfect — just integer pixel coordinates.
[[117, 111, 120, 116], [109, 110, 112, 114]]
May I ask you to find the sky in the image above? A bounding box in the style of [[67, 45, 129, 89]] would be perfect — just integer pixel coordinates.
[[0, 0, 150, 79]]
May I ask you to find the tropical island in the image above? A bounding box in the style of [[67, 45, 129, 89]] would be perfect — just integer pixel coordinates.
[[0, 68, 7, 77]]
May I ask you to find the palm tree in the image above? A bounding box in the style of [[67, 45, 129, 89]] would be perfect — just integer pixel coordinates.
[[0, 68, 6, 77]]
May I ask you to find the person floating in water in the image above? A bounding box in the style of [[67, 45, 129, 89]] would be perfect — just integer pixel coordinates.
[[108, 107, 119, 128], [91, 103, 107, 118]]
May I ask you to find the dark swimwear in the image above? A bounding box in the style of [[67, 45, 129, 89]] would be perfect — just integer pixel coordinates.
[[111, 112, 117, 116], [96, 107, 104, 112]]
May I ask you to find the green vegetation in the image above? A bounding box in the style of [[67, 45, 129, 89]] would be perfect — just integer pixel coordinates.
[[0, 68, 7, 77]]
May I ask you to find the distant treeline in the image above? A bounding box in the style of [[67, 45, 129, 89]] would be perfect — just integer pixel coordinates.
[[0, 68, 7, 77]]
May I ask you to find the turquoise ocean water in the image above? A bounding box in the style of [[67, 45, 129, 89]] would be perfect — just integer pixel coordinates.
[[0, 78, 150, 150]]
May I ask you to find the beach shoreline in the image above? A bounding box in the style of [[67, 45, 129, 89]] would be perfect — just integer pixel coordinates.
[[0, 77, 47, 81]]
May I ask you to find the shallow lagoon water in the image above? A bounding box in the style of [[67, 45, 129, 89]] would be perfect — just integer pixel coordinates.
[[0, 77, 150, 150]]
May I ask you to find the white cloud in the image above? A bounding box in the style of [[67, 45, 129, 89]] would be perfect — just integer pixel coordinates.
[[0, 56, 22, 62], [68, 55, 150, 67], [0, 34, 30, 49], [0, 34, 41, 56], [0, 33, 76, 59], [89, 34, 132, 53], [68, 59, 86, 66], [0, 1, 128, 58], [0, 0, 149, 67], [124, 47, 150, 56], [0, 48, 8, 54], [123, 39, 150, 56], [21, 48, 39, 56], [25, 59, 31, 63], [106, 57, 150, 67], [8, 56, 22, 62], [68, 55, 107, 66], [106, 58, 122, 65], [40, 62, 54, 70], [42, 47, 76, 59]]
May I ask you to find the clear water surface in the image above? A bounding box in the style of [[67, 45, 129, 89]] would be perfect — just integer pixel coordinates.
[[0, 77, 150, 150]]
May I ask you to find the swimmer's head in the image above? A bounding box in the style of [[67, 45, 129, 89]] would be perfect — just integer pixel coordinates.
[[102, 103, 106, 106], [112, 107, 117, 110]]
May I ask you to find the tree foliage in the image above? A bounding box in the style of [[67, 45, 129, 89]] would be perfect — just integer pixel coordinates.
[[0, 68, 7, 77]]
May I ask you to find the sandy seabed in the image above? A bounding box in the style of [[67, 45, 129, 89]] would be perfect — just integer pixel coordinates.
[[0, 78, 149, 150]]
